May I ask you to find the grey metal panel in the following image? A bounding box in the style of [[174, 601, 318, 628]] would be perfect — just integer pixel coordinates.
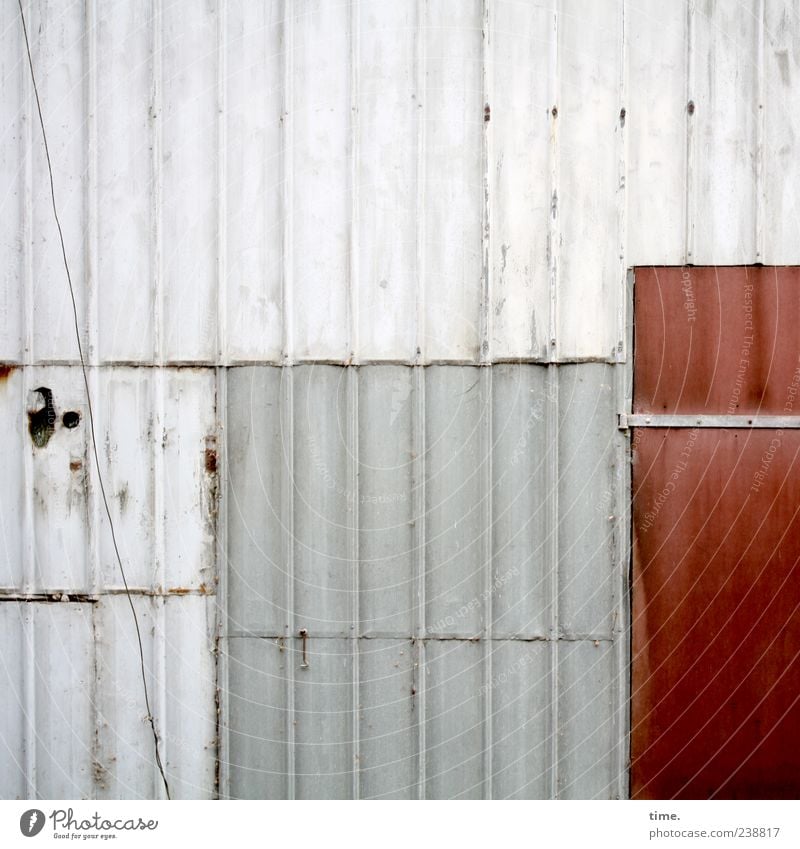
[[293, 366, 353, 636], [222, 363, 628, 799], [358, 367, 415, 636], [224, 636, 289, 801], [226, 367, 285, 635], [294, 637, 354, 800], [490, 640, 550, 799], [491, 365, 550, 638], [558, 364, 619, 637], [358, 638, 417, 799], [557, 640, 620, 800], [424, 640, 484, 799], [425, 367, 486, 637]]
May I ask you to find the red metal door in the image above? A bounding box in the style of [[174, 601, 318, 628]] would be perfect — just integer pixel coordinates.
[[631, 266, 800, 800]]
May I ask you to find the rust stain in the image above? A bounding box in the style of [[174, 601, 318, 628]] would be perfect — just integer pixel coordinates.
[[0, 364, 16, 382], [69, 459, 82, 472], [204, 447, 217, 474]]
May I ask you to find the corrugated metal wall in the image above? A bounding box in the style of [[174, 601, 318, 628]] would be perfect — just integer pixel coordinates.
[[1, 0, 800, 799]]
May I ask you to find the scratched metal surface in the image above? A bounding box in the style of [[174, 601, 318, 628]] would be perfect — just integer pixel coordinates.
[[221, 364, 628, 799]]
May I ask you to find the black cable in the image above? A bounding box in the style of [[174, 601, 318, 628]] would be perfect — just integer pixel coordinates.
[[17, 0, 171, 801]]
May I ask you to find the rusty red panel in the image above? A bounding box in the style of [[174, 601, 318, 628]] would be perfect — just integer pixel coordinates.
[[634, 266, 800, 415], [631, 427, 800, 799]]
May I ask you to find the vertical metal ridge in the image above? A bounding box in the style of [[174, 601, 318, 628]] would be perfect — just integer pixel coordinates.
[[281, 2, 296, 796], [154, 597, 167, 798], [684, 0, 695, 264], [217, 1, 227, 365], [414, 0, 426, 364], [214, 366, 228, 799], [281, 3, 295, 366], [152, 366, 167, 797], [348, 1, 359, 363], [85, 0, 100, 596], [481, 365, 493, 798], [548, 1, 560, 363], [151, 0, 163, 367], [85, 0, 98, 368], [479, 0, 492, 365], [412, 365, 426, 798], [281, 364, 296, 799], [22, 1, 33, 368], [23, 602, 35, 798], [616, 0, 628, 362], [547, 0, 561, 798], [755, 0, 766, 261], [85, 1, 101, 798], [348, 367, 360, 798], [546, 363, 560, 799]]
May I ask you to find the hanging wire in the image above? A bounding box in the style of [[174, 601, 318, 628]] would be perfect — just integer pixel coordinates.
[[17, 0, 171, 801]]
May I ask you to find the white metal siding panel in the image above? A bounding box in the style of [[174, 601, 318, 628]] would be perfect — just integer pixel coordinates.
[[689, 1, 759, 264], [0, 0, 24, 363], [626, 0, 688, 265], [224, 1, 283, 363], [292, 2, 351, 361], [763, 0, 800, 263], [95, 1, 155, 363], [356, 1, 418, 360], [557, 0, 623, 360], [29, 366, 90, 592], [161, 368, 217, 591], [28, 1, 88, 364], [0, 604, 25, 798], [161, 0, 219, 363], [487, 1, 553, 360], [0, 368, 25, 589], [422, 2, 484, 362]]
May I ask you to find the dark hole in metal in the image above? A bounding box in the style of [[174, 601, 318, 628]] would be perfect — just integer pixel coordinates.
[[28, 387, 56, 448], [62, 410, 81, 429]]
